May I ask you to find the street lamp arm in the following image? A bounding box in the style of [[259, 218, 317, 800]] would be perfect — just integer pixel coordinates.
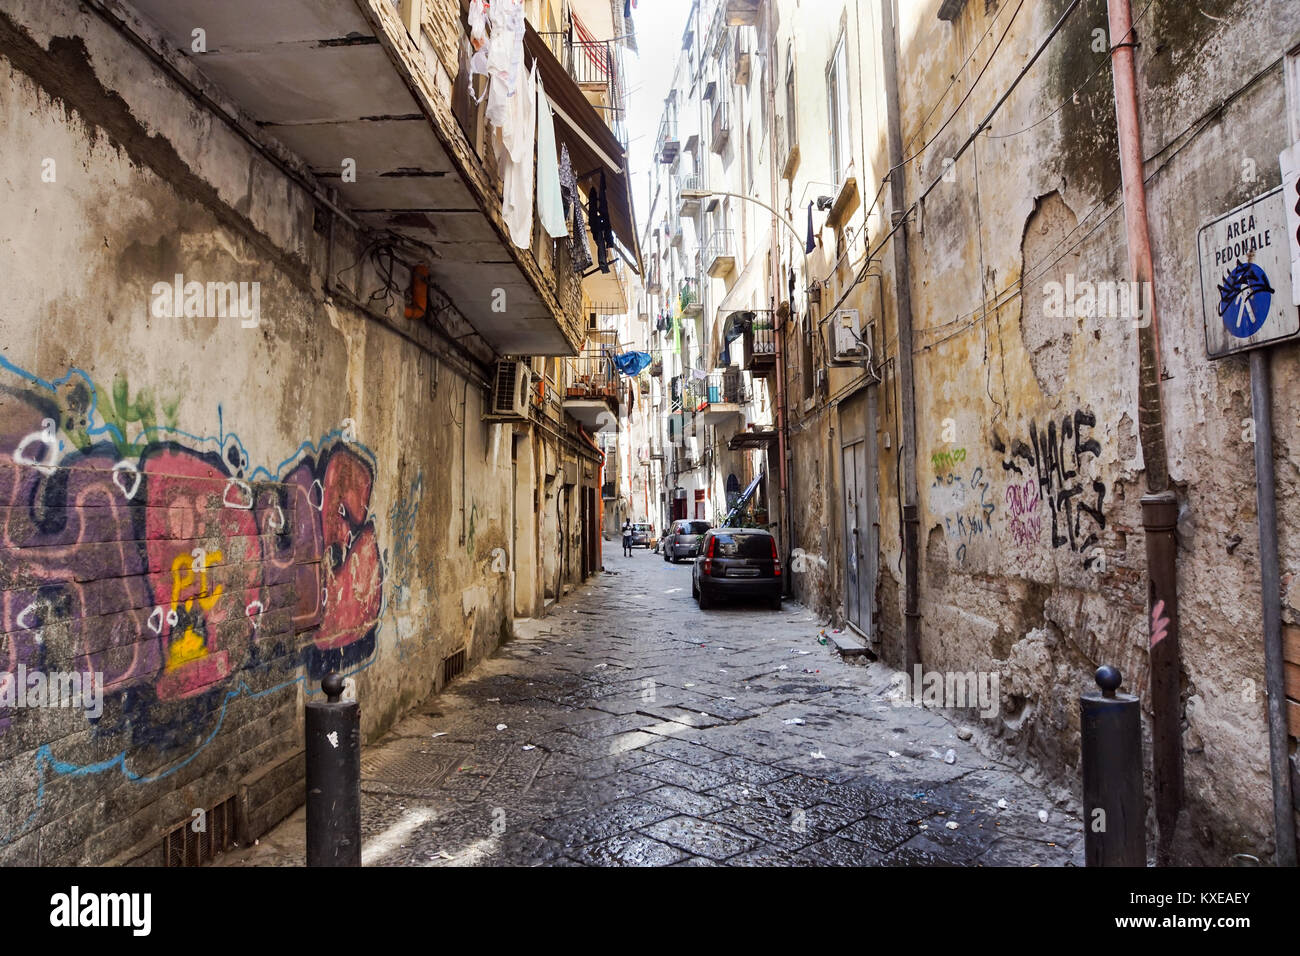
[[686, 190, 805, 246]]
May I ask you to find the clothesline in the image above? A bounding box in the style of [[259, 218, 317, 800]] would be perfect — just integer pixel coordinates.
[[467, 0, 619, 273]]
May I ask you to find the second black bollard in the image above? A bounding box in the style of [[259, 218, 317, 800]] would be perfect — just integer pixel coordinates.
[[1080, 666, 1145, 866], [306, 673, 361, 866]]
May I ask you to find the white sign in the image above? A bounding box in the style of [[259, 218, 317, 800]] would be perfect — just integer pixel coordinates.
[[1281, 141, 1300, 306], [1197, 187, 1300, 359]]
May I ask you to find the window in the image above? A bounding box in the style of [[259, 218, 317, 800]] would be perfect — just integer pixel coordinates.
[[711, 532, 774, 559], [827, 35, 851, 186], [785, 53, 797, 153]]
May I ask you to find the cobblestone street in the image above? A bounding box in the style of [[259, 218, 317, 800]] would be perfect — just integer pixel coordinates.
[[222, 549, 1083, 867]]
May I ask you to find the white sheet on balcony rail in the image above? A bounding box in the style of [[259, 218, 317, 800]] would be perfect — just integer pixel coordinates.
[[496, 60, 538, 249], [536, 73, 568, 241]]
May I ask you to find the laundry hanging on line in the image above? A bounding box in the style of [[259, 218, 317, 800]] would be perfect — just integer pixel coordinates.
[[558, 144, 593, 273], [496, 59, 537, 249], [611, 351, 653, 376], [535, 75, 567, 240]]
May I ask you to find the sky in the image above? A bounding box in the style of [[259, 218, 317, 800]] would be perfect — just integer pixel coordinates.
[[624, 0, 694, 241]]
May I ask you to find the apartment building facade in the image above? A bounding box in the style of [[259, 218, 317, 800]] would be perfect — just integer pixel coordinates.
[[0, 0, 639, 864], [646, 0, 1300, 864]]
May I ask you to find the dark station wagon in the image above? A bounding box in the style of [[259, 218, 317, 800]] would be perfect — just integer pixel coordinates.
[[691, 528, 783, 610]]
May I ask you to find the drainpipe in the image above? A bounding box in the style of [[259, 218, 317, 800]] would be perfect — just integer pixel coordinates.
[[880, 0, 921, 672], [764, 0, 794, 595], [1107, 0, 1181, 864]]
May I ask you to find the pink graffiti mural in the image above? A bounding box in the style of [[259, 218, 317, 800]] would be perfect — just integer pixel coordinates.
[[0, 370, 383, 742]]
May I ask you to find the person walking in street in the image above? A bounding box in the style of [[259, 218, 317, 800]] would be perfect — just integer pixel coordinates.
[[622, 519, 634, 557]]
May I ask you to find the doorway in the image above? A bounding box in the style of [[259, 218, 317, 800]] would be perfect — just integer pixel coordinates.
[[839, 389, 877, 637]]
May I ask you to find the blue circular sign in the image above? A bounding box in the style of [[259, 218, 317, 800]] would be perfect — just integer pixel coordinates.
[[1217, 261, 1275, 338]]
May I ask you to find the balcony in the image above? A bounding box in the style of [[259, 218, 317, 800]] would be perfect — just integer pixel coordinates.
[[726, 0, 764, 25], [113, 0, 643, 356], [679, 276, 703, 317], [538, 32, 624, 120], [678, 176, 703, 217], [733, 33, 752, 86], [563, 350, 620, 430], [777, 127, 801, 182], [711, 99, 732, 154], [581, 305, 626, 340], [698, 370, 746, 425], [668, 213, 684, 249], [657, 116, 681, 165], [704, 230, 736, 278], [741, 316, 777, 376], [728, 426, 779, 451], [708, 2, 729, 54]]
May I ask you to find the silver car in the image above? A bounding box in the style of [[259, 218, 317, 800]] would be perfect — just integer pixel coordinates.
[[661, 519, 712, 563]]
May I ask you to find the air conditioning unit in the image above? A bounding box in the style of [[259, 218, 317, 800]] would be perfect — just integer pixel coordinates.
[[486, 360, 532, 421], [831, 309, 866, 361]]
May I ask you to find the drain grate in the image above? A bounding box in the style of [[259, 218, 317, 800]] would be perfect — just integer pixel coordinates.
[[162, 794, 235, 867], [442, 647, 466, 685], [360, 745, 464, 797]]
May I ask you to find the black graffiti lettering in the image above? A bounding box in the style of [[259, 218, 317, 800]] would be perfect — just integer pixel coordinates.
[[993, 409, 1107, 563]]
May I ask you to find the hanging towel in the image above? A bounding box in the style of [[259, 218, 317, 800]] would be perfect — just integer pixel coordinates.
[[805, 201, 816, 255], [498, 59, 537, 249], [535, 76, 567, 240]]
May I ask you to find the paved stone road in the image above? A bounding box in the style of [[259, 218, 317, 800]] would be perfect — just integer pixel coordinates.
[[221, 547, 1084, 866]]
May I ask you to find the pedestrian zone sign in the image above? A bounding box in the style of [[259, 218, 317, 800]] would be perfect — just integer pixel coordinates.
[[1197, 186, 1300, 359]]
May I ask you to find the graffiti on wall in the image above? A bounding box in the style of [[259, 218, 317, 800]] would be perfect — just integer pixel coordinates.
[[0, 357, 388, 840], [929, 463, 996, 565], [991, 409, 1107, 566], [1004, 479, 1042, 549]]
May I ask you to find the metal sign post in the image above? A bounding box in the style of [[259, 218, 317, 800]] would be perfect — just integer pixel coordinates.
[[1198, 189, 1299, 866]]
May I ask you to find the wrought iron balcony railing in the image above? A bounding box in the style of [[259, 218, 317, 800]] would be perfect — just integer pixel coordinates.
[[538, 32, 625, 140]]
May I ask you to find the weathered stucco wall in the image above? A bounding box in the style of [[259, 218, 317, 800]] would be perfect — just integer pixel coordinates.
[[0, 0, 532, 864], [896, 0, 1300, 862], [771, 0, 1300, 862]]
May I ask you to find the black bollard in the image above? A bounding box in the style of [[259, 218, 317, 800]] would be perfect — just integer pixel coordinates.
[[305, 673, 361, 866], [1080, 666, 1145, 866]]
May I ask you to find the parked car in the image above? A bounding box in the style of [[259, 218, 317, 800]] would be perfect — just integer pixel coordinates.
[[630, 522, 654, 548], [661, 519, 711, 562], [692, 528, 783, 610]]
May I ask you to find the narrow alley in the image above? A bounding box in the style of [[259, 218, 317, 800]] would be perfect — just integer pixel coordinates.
[[3, 0, 1298, 895], [224, 554, 1081, 867]]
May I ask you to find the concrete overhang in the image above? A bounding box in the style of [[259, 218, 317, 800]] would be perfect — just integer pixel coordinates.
[[701, 402, 743, 426], [563, 399, 616, 431], [121, 0, 585, 356]]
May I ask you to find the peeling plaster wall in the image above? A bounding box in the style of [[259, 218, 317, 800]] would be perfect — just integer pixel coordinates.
[[896, 0, 1300, 863], [771, 0, 1300, 862], [0, 0, 535, 864]]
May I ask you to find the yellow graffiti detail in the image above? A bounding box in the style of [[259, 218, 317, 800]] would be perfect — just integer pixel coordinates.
[[164, 550, 224, 671]]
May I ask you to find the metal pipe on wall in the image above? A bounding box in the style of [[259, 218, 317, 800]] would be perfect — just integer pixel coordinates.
[[757, 0, 792, 586], [1249, 349, 1298, 866], [1106, 0, 1182, 865], [879, 0, 922, 672]]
